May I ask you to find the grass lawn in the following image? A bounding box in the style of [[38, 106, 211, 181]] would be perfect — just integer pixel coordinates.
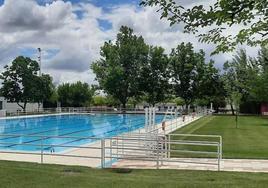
[[172, 115, 268, 159], [1, 160, 268, 188]]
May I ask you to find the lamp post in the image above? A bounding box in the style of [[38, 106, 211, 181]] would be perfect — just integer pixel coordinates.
[[37, 48, 42, 112], [37, 48, 41, 76]]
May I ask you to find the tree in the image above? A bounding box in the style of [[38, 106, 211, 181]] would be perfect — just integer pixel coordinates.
[[197, 60, 226, 111], [91, 26, 149, 109], [92, 96, 107, 106], [0, 56, 51, 112], [172, 97, 185, 106], [141, 0, 268, 54], [139, 46, 169, 106], [57, 81, 94, 107], [43, 85, 58, 108], [169, 42, 209, 109], [249, 47, 268, 103], [32, 74, 54, 110], [223, 49, 257, 115]]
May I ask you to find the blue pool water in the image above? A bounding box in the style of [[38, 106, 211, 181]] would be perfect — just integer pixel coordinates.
[[0, 114, 163, 152]]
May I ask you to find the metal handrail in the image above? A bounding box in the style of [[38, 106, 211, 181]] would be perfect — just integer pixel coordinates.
[[0, 132, 222, 171]]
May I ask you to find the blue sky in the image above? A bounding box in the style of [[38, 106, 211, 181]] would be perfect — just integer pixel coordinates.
[[35, 0, 139, 8], [0, 0, 140, 66], [0, 0, 259, 84]]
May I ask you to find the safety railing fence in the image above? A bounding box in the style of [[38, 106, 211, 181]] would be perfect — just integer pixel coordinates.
[[4, 106, 210, 117], [5, 107, 147, 117], [0, 134, 104, 167], [104, 133, 222, 171], [0, 131, 222, 171], [134, 110, 207, 136]]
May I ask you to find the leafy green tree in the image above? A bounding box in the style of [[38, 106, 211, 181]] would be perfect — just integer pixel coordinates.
[[139, 46, 169, 106], [169, 42, 224, 110], [92, 96, 107, 106], [169, 42, 196, 109], [32, 74, 54, 110], [169, 42, 210, 109], [173, 97, 185, 106], [57, 83, 71, 107], [141, 0, 268, 54], [0, 56, 52, 112], [222, 49, 258, 115], [57, 81, 94, 107], [91, 95, 120, 107], [43, 86, 58, 108], [91, 26, 149, 109], [197, 59, 226, 111], [127, 96, 143, 109], [249, 47, 268, 103], [105, 95, 121, 107]]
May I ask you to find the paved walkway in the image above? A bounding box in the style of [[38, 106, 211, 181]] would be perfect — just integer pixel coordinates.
[[112, 158, 268, 173]]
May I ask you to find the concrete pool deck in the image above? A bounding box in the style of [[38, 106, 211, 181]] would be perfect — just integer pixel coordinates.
[[0, 113, 201, 167], [112, 158, 268, 173], [2, 113, 268, 173]]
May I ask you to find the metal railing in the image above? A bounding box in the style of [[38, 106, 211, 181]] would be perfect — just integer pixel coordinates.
[[0, 134, 103, 163], [4, 106, 210, 117], [5, 107, 148, 117], [103, 133, 222, 170], [138, 111, 206, 135], [0, 131, 222, 171], [0, 108, 222, 170]]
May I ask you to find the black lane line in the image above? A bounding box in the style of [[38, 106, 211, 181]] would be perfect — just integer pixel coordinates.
[[0, 117, 82, 135], [0, 123, 81, 141], [0, 122, 87, 141], [4, 117, 151, 149], [43, 138, 87, 150], [1, 113, 148, 134], [1, 113, 148, 137], [5, 128, 98, 148], [43, 126, 124, 151], [5, 121, 127, 149], [5, 121, 147, 150]]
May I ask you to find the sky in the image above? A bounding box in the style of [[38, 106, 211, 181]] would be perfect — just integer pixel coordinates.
[[0, 0, 260, 85]]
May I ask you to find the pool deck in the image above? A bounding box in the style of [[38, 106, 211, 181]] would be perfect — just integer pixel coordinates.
[[112, 158, 268, 173], [0, 113, 200, 168], [2, 114, 268, 173]]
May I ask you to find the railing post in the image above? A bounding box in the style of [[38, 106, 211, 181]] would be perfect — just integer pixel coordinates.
[[220, 136, 223, 160], [161, 137, 164, 166], [41, 137, 44, 164], [168, 134, 170, 158], [101, 138, 105, 168], [217, 142, 220, 171], [165, 135, 168, 162], [110, 138, 112, 165], [156, 137, 159, 169]]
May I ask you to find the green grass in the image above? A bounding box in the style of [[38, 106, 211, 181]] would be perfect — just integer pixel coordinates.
[[172, 115, 268, 159], [1, 160, 268, 188]]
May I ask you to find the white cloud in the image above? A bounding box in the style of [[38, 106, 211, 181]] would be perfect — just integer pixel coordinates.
[[0, 0, 261, 85], [0, 0, 73, 32]]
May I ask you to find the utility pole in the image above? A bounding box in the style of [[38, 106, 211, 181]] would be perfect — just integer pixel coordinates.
[[37, 48, 41, 76], [37, 48, 42, 112]]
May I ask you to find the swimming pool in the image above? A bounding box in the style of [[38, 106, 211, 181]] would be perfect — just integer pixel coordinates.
[[0, 114, 163, 152]]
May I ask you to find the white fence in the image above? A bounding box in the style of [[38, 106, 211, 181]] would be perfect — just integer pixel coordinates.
[[0, 132, 222, 171], [0, 107, 222, 170]]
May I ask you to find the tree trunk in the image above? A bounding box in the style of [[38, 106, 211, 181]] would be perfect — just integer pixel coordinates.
[[185, 103, 189, 114], [17, 102, 27, 113], [122, 103, 126, 113], [230, 103, 235, 115], [235, 109, 238, 128], [23, 102, 27, 113]]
